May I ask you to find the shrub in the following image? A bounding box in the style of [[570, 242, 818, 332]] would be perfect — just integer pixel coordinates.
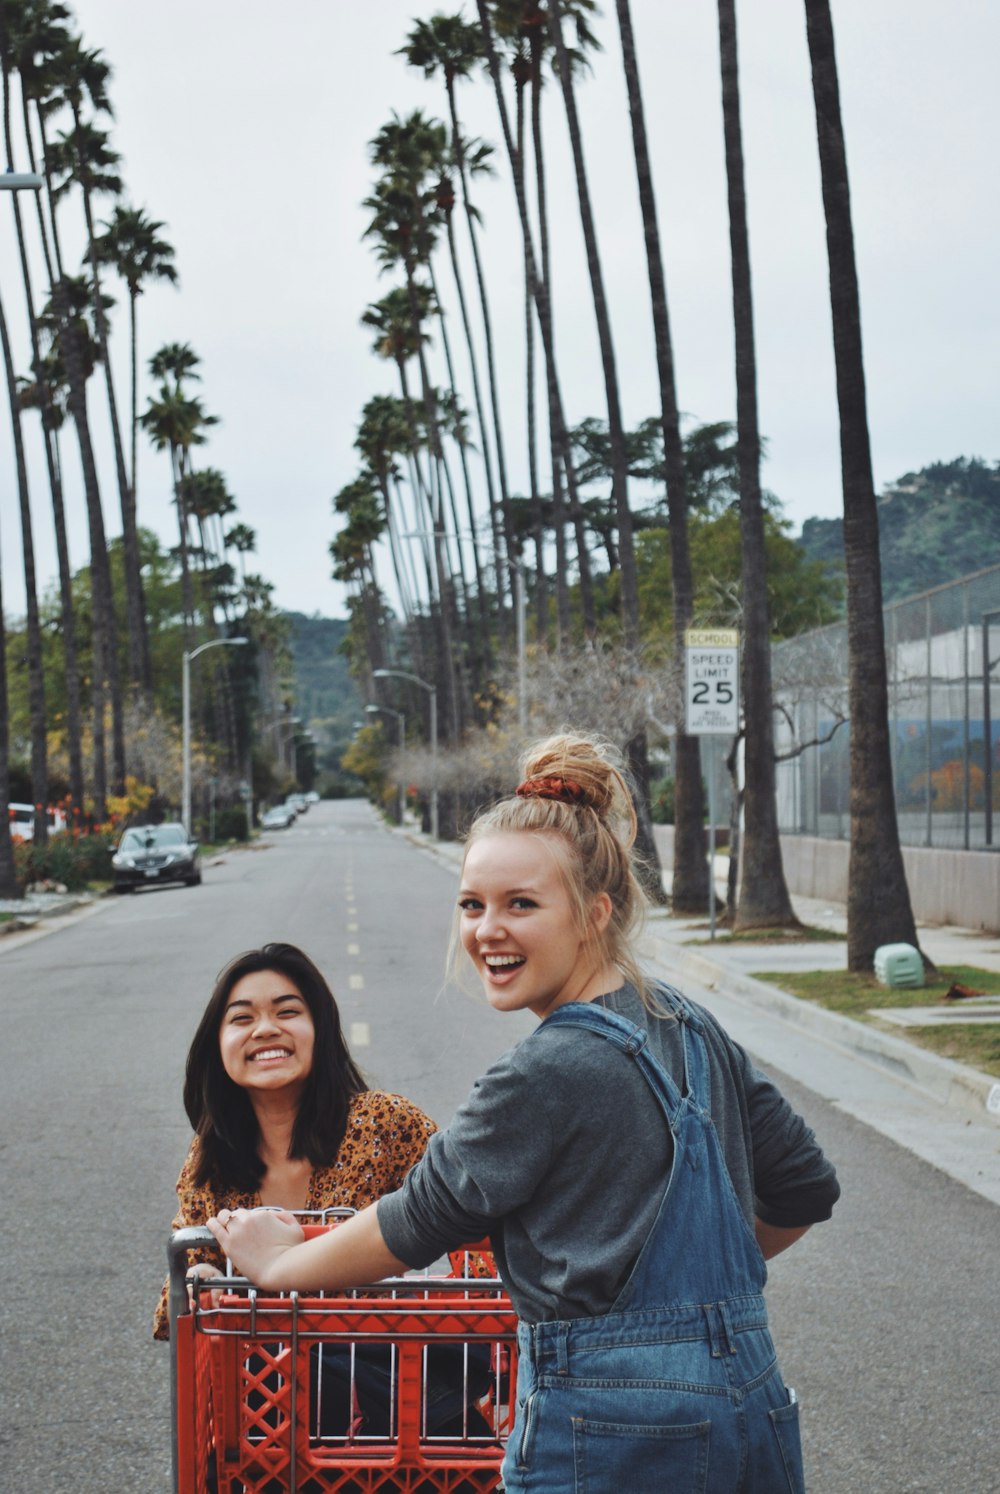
[[213, 806, 250, 843], [650, 777, 676, 825], [13, 830, 116, 891]]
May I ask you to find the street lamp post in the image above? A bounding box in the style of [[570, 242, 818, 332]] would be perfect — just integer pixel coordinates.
[[182, 638, 248, 833], [373, 668, 437, 838], [366, 703, 406, 824]]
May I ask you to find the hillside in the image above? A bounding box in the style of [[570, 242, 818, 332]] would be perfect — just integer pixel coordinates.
[[285, 611, 362, 738], [797, 457, 1000, 602]]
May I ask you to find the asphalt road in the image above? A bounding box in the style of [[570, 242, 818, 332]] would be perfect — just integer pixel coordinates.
[[1, 798, 996, 1492]]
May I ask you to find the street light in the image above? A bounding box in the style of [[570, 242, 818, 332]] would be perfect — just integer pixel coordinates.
[[182, 637, 248, 833], [373, 668, 438, 839], [366, 703, 406, 825], [0, 171, 43, 191]]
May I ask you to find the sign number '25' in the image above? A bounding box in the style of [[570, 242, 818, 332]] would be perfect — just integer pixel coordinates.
[[691, 679, 734, 705]]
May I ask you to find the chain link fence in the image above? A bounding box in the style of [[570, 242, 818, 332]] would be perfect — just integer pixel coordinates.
[[773, 563, 1000, 851]]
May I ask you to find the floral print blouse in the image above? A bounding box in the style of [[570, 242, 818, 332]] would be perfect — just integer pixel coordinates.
[[154, 1089, 437, 1338]]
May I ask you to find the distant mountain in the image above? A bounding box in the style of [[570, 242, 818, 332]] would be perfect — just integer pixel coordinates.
[[797, 457, 1000, 603], [284, 611, 362, 732]]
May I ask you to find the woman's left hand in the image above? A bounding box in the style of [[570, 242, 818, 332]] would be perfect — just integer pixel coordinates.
[[206, 1207, 305, 1287]]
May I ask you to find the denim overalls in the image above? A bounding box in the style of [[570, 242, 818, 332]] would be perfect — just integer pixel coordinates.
[[502, 996, 805, 1494]]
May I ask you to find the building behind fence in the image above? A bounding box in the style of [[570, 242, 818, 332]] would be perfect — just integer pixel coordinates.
[[773, 563, 1000, 853]]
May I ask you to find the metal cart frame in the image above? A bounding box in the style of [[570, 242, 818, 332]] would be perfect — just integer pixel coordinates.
[[168, 1221, 518, 1492]]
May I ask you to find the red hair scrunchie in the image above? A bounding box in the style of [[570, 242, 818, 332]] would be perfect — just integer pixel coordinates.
[[515, 774, 591, 807]]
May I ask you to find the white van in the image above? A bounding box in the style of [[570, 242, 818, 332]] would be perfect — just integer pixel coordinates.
[[7, 803, 68, 841]]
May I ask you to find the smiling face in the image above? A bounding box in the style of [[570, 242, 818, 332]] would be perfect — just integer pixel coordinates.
[[458, 831, 616, 1020], [219, 968, 316, 1101]]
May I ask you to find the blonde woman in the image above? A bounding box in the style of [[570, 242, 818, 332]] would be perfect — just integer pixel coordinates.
[[208, 737, 839, 1493]]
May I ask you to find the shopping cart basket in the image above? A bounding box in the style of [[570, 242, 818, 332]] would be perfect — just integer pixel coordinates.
[[168, 1215, 518, 1492]]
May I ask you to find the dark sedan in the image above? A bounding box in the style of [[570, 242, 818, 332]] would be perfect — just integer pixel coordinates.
[[111, 823, 202, 892]]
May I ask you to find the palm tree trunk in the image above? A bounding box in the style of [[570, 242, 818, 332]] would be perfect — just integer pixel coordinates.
[[615, 0, 707, 912], [127, 286, 153, 690], [0, 560, 20, 895], [40, 114, 124, 804], [528, 29, 593, 638], [19, 93, 85, 812], [74, 125, 150, 696], [0, 67, 48, 842], [445, 71, 514, 605], [515, 77, 547, 645], [428, 253, 490, 656], [717, 0, 797, 930], [404, 262, 460, 742], [547, 0, 636, 640], [480, 4, 590, 640], [804, 0, 920, 970], [0, 282, 48, 844]]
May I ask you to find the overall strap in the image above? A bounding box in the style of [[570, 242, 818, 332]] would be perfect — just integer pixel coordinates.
[[541, 1002, 685, 1121], [650, 981, 712, 1114]]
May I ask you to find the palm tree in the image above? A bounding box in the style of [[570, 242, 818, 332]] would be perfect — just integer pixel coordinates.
[[0, 541, 19, 894], [331, 477, 389, 679], [716, 0, 797, 930], [426, 246, 492, 655], [363, 132, 462, 738], [93, 203, 178, 571], [0, 277, 49, 844], [804, 0, 920, 971], [0, 15, 49, 841], [149, 339, 201, 388], [140, 372, 217, 642], [2, 0, 84, 814], [546, 0, 636, 637], [36, 272, 123, 810], [517, 0, 602, 641], [614, 0, 707, 912], [478, 0, 594, 641], [398, 15, 513, 609], [355, 393, 429, 650], [14, 344, 85, 813], [225, 521, 256, 586], [34, 42, 126, 803], [46, 109, 157, 700], [361, 286, 440, 606]]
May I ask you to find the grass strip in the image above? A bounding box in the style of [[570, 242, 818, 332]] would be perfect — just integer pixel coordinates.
[[752, 964, 1000, 1078]]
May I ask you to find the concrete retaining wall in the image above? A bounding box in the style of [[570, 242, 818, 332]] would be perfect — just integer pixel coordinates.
[[652, 825, 1000, 932]]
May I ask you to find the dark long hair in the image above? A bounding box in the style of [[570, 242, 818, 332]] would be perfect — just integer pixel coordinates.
[[183, 943, 368, 1191]]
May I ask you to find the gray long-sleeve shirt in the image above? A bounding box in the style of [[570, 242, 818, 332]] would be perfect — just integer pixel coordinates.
[[378, 984, 839, 1323]]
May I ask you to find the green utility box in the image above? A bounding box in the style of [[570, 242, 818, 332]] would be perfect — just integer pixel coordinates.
[[874, 943, 925, 989]]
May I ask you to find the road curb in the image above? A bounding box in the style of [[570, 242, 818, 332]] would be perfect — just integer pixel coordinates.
[[649, 930, 1000, 1127], [0, 894, 107, 942]]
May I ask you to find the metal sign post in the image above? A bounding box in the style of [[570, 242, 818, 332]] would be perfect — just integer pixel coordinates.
[[684, 629, 740, 939]]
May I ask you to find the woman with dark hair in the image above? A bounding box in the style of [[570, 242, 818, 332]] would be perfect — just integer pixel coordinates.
[[153, 942, 436, 1338]]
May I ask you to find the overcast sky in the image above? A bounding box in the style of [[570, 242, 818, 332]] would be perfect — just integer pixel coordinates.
[[0, 0, 996, 625]]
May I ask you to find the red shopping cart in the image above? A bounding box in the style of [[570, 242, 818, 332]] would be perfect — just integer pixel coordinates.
[[168, 1215, 519, 1492]]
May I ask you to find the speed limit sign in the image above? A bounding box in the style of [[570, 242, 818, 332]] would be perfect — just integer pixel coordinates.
[[684, 629, 740, 735]]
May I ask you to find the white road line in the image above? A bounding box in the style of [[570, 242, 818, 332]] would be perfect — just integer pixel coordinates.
[[347, 921, 358, 932], [349, 973, 365, 990], [347, 943, 360, 956], [349, 1021, 371, 1047]]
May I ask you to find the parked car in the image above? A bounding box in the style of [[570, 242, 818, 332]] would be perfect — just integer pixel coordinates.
[[261, 805, 297, 830], [284, 793, 309, 815], [304, 790, 320, 804], [7, 802, 67, 841], [111, 823, 201, 892]]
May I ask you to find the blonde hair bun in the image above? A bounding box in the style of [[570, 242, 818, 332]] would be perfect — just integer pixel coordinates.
[[520, 734, 637, 848]]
